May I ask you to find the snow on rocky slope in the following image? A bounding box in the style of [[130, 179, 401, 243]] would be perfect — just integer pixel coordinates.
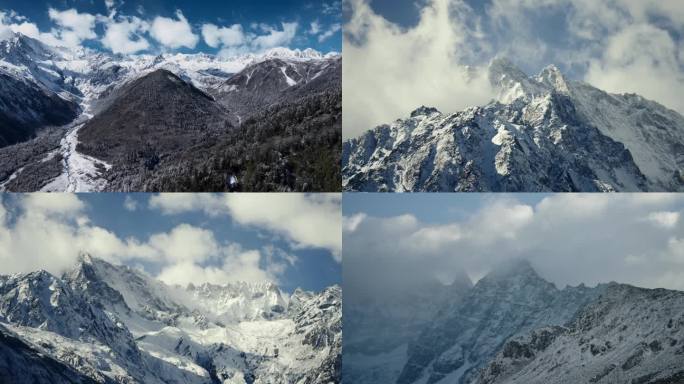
[[345, 259, 684, 384], [0, 255, 341, 383], [476, 283, 684, 384], [343, 58, 684, 192]]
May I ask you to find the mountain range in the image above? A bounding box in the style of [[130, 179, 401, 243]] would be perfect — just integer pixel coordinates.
[[342, 58, 684, 192], [0, 32, 341, 192], [0, 255, 341, 384], [343, 259, 684, 384]]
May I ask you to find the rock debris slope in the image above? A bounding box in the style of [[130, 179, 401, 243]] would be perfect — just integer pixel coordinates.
[[343, 58, 684, 192], [0, 255, 341, 384], [0, 32, 341, 192]]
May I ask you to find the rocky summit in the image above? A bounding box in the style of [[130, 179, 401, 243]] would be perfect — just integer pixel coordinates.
[[343, 58, 684, 192]]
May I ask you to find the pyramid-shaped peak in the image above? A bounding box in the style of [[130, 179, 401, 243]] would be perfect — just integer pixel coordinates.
[[537, 64, 569, 92]]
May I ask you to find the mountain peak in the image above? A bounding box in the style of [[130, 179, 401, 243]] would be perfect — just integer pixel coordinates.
[[479, 258, 547, 286], [410, 105, 440, 117], [536, 64, 569, 93]]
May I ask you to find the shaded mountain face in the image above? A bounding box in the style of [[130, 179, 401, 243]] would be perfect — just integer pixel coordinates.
[[215, 56, 341, 122], [343, 272, 473, 384], [0, 324, 103, 384], [77, 69, 231, 167], [142, 57, 342, 192], [0, 72, 79, 147], [397, 260, 603, 384], [343, 59, 684, 192], [0, 256, 341, 384]]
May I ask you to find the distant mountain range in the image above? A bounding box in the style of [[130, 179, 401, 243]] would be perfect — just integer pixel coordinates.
[[343, 259, 684, 384], [343, 58, 684, 192], [0, 255, 341, 384], [0, 32, 341, 192]]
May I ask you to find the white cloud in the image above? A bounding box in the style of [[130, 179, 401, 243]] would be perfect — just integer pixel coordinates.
[[0, 195, 294, 286], [343, 0, 495, 138], [318, 23, 341, 42], [150, 10, 199, 49], [47, 8, 97, 48], [310, 20, 322, 35], [344, 194, 684, 294], [251, 22, 298, 50], [648, 211, 680, 229], [148, 193, 342, 261], [101, 16, 150, 54], [123, 196, 138, 211], [201, 23, 245, 48]]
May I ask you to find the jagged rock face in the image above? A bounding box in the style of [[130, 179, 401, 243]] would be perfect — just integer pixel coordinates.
[[0, 324, 104, 384], [477, 284, 684, 384], [343, 58, 684, 192], [0, 256, 341, 384], [0, 271, 140, 360], [396, 260, 603, 384]]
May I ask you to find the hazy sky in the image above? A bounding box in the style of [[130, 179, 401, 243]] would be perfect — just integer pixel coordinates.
[[344, 193, 684, 295], [0, 0, 341, 56], [343, 0, 684, 138], [0, 194, 341, 292]]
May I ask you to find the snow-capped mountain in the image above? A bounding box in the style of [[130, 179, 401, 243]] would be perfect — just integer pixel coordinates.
[[344, 259, 684, 384], [0, 255, 341, 384], [343, 57, 684, 192], [0, 32, 341, 192]]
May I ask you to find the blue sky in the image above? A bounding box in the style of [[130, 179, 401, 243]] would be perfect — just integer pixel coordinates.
[[0, 194, 341, 293], [344, 194, 684, 290], [0, 0, 341, 55], [343, 0, 684, 137]]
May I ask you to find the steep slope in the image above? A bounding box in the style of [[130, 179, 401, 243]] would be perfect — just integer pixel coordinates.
[[75, 69, 232, 191], [343, 58, 684, 192], [140, 59, 342, 192], [0, 324, 102, 384], [397, 260, 602, 384], [0, 69, 79, 147], [477, 284, 684, 384], [215, 55, 341, 122]]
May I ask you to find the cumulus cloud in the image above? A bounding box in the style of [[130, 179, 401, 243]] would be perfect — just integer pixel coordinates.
[[201, 23, 245, 48], [0, 195, 294, 286], [149, 194, 342, 261], [150, 10, 199, 49], [344, 194, 684, 294], [101, 16, 150, 54], [47, 8, 97, 48], [342, 0, 495, 138], [123, 196, 138, 211]]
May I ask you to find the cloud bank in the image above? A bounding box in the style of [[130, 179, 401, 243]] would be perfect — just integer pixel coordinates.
[[344, 194, 684, 295], [0, 194, 337, 287]]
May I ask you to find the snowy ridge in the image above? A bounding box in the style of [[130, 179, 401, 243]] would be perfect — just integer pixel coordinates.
[[0, 255, 341, 383], [343, 58, 684, 192]]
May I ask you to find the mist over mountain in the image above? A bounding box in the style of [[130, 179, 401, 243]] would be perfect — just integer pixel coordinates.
[[343, 58, 684, 192], [0, 32, 341, 192], [343, 259, 684, 384], [0, 254, 341, 384]]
